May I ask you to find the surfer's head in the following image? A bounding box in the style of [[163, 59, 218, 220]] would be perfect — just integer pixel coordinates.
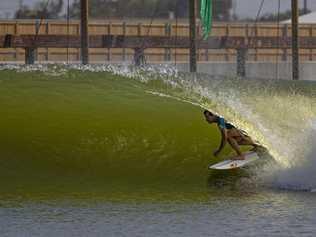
[[204, 110, 218, 123]]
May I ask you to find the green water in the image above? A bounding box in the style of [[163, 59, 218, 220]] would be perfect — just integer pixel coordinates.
[[0, 66, 316, 199], [0, 69, 233, 198]]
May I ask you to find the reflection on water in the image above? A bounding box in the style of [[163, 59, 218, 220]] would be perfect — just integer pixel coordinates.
[[0, 188, 316, 237]]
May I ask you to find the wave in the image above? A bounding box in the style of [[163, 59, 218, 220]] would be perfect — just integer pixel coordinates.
[[0, 64, 316, 191]]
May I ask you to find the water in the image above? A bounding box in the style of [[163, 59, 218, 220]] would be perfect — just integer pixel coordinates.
[[1, 191, 316, 237], [0, 64, 316, 236]]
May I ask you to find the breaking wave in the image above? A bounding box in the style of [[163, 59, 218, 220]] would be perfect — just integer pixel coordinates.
[[0, 63, 315, 191]]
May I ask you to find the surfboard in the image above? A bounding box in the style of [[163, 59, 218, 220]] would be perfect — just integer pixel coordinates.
[[209, 151, 260, 170]]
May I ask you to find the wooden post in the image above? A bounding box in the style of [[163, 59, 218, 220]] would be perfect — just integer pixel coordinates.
[[164, 23, 171, 61], [237, 48, 247, 78], [225, 24, 230, 61], [134, 47, 145, 66], [122, 22, 126, 61], [14, 22, 18, 61], [80, 0, 89, 64], [205, 48, 209, 61], [133, 23, 145, 66], [34, 19, 40, 62], [25, 48, 36, 64], [255, 25, 258, 61], [107, 23, 111, 61], [245, 24, 251, 61], [189, 0, 197, 72], [45, 22, 49, 61], [292, 0, 299, 80], [309, 25, 313, 61], [282, 24, 288, 61]]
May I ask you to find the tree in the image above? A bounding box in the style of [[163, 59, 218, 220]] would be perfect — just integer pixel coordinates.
[[68, 0, 177, 19], [213, 0, 232, 21], [67, 0, 232, 20], [15, 0, 63, 19]]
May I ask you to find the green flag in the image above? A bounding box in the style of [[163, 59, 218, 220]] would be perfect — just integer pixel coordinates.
[[200, 0, 213, 39]]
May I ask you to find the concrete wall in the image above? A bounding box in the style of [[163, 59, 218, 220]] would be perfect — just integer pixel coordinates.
[[175, 62, 316, 81]]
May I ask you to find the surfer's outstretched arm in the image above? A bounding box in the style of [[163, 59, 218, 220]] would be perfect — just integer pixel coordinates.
[[213, 128, 227, 157]]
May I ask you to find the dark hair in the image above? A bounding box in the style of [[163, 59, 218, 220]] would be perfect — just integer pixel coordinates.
[[204, 110, 214, 116]]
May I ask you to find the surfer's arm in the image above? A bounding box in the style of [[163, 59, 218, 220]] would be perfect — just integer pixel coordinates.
[[214, 128, 227, 156]]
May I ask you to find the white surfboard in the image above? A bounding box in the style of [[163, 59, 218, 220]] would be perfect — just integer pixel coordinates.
[[209, 151, 260, 170]]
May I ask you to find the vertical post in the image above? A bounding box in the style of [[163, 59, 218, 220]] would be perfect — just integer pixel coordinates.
[[67, 0, 70, 63], [164, 23, 171, 61], [46, 22, 49, 61], [81, 0, 89, 64], [282, 24, 288, 61], [122, 22, 126, 61], [107, 23, 111, 61], [14, 22, 18, 61], [255, 25, 258, 61], [245, 24, 251, 61], [236, 48, 247, 78], [292, 0, 299, 80], [309, 25, 313, 61], [134, 48, 145, 66], [25, 48, 36, 64], [304, 0, 308, 14], [34, 19, 40, 62], [133, 23, 145, 66], [189, 0, 197, 73], [225, 24, 230, 61]]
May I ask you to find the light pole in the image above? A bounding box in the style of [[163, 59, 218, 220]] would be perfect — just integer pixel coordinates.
[[189, 0, 197, 73], [292, 0, 299, 80], [81, 0, 89, 64], [304, 0, 308, 14]]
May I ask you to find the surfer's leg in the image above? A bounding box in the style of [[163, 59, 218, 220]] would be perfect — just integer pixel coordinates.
[[227, 136, 245, 160], [238, 137, 255, 146], [229, 128, 263, 152], [228, 128, 252, 145], [237, 136, 264, 152]]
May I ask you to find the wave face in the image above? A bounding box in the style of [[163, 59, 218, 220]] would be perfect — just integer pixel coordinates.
[[0, 64, 315, 192]]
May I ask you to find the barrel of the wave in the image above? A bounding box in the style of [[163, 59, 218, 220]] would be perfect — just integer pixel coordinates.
[[200, 0, 213, 39]]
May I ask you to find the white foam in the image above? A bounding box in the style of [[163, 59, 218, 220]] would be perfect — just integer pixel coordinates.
[[271, 121, 316, 191]]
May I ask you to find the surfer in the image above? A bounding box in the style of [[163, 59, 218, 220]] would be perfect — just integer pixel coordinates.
[[203, 110, 259, 160]]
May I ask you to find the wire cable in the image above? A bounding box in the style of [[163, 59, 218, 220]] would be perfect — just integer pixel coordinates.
[[250, 0, 266, 40]]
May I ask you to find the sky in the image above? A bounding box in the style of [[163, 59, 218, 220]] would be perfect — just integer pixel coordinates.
[[235, 0, 316, 18], [1, 0, 316, 19]]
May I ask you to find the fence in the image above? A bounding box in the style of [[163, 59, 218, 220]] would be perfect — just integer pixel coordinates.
[[1, 19, 316, 63]]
